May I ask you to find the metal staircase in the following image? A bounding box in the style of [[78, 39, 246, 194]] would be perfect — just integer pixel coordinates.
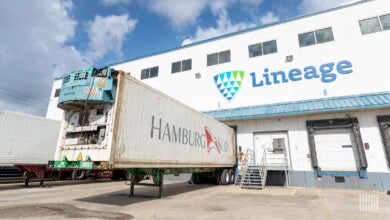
[[235, 148, 254, 185], [235, 148, 289, 189], [241, 165, 265, 189], [235, 149, 266, 189]]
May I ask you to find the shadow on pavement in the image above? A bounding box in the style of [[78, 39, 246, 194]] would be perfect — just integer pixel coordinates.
[[77, 181, 216, 206], [0, 178, 112, 191], [0, 203, 133, 219]]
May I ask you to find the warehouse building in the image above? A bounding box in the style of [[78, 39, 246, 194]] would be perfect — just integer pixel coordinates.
[[47, 0, 390, 190]]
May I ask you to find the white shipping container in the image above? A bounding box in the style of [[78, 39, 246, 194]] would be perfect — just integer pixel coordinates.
[[55, 73, 236, 169], [0, 110, 60, 165]]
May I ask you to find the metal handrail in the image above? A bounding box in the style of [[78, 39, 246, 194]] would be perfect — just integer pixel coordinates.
[[261, 148, 290, 187], [239, 148, 255, 186], [261, 148, 289, 167]]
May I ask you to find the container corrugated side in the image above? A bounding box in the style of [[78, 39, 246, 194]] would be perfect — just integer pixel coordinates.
[[112, 74, 236, 168], [0, 110, 60, 165]]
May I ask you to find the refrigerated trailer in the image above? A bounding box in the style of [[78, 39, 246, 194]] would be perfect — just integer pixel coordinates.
[[50, 67, 237, 197], [0, 109, 62, 185]]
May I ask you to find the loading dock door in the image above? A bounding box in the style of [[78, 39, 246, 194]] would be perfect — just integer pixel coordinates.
[[314, 128, 360, 171]]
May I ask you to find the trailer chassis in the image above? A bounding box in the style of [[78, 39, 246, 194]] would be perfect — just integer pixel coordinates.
[[126, 167, 233, 198]]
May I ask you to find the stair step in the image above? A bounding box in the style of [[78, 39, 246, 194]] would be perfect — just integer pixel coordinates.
[[235, 174, 242, 185]]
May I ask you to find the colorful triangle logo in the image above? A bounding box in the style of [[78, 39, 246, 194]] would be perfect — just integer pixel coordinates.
[[213, 70, 244, 101]]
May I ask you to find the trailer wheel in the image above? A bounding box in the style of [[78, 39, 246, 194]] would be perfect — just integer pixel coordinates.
[[221, 169, 229, 185], [71, 170, 85, 180], [228, 169, 235, 184]]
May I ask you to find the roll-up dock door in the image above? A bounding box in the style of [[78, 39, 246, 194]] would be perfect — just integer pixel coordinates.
[[313, 128, 360, 171], [307, 118, 367, 178]]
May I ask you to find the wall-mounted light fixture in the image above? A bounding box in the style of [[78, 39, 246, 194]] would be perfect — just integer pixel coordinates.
[[285, 55, 293, 62]]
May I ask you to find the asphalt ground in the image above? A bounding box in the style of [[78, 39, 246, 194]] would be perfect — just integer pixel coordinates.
[[0, 179, 389, 219]]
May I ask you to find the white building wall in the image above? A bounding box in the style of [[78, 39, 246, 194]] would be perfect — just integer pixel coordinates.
[[223, 108, 390, 174], [112, 0, 390, 112]]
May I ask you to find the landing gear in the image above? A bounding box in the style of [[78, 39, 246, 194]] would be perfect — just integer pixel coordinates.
[[23, 171, 29, 187], [128, 168, 164, 198], [19, 166, 46, 187]]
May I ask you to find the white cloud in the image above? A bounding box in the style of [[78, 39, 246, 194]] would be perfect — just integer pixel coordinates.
[[241, 0, 262, 5], [182, 11, 256, 45], [258, 12, 279, 24], [209, 0, 234, 16], [182, 0, 261, 45], [0, 0, 90, 116], [147, 0, 208, 28], [102, 0, 131, 6], [145, 0, 268, 31], [239, 0, 263, 13], [299, 0, 360, 14], [86, 14, 137, 61]]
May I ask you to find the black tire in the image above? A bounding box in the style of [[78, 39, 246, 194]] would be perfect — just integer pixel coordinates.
[[71, 170, 85, 180], [221, 169, 229, 185], [228, 169, 235, 184]]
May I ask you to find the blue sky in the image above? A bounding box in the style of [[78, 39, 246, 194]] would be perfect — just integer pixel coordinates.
[[0, 0, 359, 116]]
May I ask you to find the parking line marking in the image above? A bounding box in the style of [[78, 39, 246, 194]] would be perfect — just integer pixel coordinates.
[[316, 188, 331, 220], [291, 188, 296, 196]]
